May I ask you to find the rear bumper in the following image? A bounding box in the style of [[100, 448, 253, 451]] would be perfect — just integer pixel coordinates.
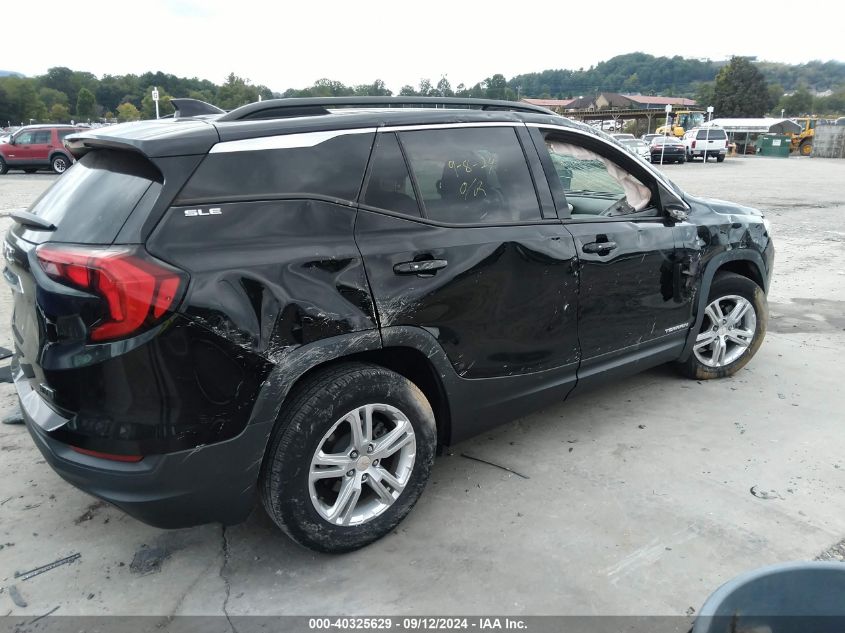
[[17, 365, 272, 528], [690, 149, 726, 157]]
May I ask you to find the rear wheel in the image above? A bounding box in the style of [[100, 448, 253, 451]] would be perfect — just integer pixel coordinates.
[[716, 155, 725, 163], [51, 154, 71, 174], [677, 272, 767, 379], [800, 141, 813, 156], [0, 157, 7, 175], [261, 363, 436, 553]]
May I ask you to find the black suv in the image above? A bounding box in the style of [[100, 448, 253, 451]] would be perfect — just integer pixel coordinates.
[[5, 97, 773, 552]]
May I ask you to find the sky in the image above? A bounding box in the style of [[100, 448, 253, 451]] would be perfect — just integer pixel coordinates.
[[11, 0, 844, 93]]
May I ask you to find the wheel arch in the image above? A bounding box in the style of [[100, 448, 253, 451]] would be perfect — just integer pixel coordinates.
[[48, 150, 73, 165], [679, 251, 768, 361], [248, 327, 456, 451]]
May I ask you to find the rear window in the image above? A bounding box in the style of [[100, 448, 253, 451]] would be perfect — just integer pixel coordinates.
[[697, 129, 727, 140], [25, 149, 162, 244]]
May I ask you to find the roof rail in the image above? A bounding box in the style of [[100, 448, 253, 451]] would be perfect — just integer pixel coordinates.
[[216, 96, 557, 122]]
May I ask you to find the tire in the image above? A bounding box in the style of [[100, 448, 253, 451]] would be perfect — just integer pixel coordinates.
[[51, 154, 72, 174], [260, 362, 436, 553], [800, 141, 812, 156], [23, 168, 37, 174], [678, 157, 685, 164], [0, 157, 7, 175], [677, 272, 767, 380], [717, 155, 725, 163]]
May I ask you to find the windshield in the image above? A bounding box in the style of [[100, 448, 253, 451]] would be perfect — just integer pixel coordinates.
[[678, 112, 705, 129]]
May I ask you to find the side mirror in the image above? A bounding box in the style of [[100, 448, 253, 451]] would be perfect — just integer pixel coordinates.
[[7, 136, 15, 145], [665, 204, 688, 222]]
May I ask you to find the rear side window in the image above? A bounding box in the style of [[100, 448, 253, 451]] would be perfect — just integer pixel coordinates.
[[26, 149, 162, 244], [57, 129, 79, 141], [696, 129, 726, 140], [399, 127, 541, 225], [178, 132, 375, 204], [362, 133, 420, 217]]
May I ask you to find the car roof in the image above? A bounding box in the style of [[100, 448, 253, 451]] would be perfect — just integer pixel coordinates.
[[65, 97, 607, 158]]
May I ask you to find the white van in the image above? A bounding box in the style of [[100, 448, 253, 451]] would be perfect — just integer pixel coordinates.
[[682, 127, 728, 162]]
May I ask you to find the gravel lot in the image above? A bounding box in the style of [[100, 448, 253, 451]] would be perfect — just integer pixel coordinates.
[[0, 156, 843, 618]]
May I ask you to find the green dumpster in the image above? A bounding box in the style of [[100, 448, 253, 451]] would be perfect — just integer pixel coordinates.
[[757, 134, 791, 157]]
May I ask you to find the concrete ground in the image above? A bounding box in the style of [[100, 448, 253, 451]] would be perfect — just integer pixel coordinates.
[[0, 156, 843, 618]]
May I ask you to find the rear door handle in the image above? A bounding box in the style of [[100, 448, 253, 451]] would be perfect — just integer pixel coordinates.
[[582, 241, 617, 255], [393, 259, 448, 275]]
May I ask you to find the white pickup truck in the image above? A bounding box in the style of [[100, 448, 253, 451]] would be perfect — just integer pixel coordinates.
[[682, 127, 728, 162]]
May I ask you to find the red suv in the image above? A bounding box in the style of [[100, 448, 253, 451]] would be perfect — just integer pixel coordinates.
[[0, 125, 83, 175]]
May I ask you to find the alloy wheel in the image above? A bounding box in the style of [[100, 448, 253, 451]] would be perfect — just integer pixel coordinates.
[[693, 295, 757, 368], [308, 403, 416, 526]]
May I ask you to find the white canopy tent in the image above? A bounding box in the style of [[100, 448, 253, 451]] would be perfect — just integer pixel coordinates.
[[702, 118, 802, 134]]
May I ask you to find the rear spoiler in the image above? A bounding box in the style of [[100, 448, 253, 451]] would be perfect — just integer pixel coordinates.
[[62, 116, 220, 159]]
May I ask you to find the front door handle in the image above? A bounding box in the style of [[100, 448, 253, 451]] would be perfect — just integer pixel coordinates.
[[582, 241, 618, 255], [393, 259, 448, 275]]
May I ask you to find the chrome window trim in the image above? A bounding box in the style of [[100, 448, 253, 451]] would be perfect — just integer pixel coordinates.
[[209, 127, 378, 153]]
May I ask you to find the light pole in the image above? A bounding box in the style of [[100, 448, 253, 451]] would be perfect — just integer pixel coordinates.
[[660, 104, 672, 166], [152, 87, 160, 120], [704, 105, 714, 164]]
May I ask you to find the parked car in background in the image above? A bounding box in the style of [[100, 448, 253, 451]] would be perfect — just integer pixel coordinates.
[[619, 138, 651, 161], [649, 136, 686, 163], [641, 133, 661, 145], [611, 133, 635, 141], [6, 97, 772, 553], [0, 125, 83, 175], [682, 127, 728, 162]]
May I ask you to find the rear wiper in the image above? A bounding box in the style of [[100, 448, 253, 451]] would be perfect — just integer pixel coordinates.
[[10, 210, 56, 231]]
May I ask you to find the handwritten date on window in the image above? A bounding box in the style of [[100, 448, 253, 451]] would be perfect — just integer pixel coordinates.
[[447, 156, 497, 201]]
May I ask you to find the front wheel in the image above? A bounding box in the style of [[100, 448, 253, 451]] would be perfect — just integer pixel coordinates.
[[0, 157, 7, 175], [677, 272, 767, 379], [51, 154, 72, 174], [261, 363, 436, 553]]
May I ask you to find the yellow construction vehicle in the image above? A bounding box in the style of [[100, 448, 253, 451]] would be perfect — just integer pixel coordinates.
[[789, 117, 819, 155], [655, 110, 706, 137]]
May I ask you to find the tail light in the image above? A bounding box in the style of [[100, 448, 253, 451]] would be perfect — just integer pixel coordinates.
[[692, 140, 697, 149], [36, 245, 187, 342]]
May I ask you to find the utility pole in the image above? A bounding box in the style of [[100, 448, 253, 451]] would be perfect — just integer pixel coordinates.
[[152, 87, 160, 119]]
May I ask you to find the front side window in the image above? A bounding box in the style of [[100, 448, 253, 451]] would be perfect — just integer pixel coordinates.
[[544, 135, 653, 217], [14, 131, 35, 144], [399, 127, 541, 225]]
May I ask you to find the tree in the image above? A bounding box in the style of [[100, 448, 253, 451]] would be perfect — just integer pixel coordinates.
[[0, 77, 47, 123], [39, 87, 69, 110], [484, 74, 508, 100], [712, 56, 773, 117], [622, 72, 640, 93], [50, 103, 71, 122], [434, 76, 454, 97], [398, 85, 417, 96], [353, 79, 392, 96], [76, 87, 97, 118], [775, 86, 814, 116], [216, 73, 274, 107], [117, 102, 141, 122]]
